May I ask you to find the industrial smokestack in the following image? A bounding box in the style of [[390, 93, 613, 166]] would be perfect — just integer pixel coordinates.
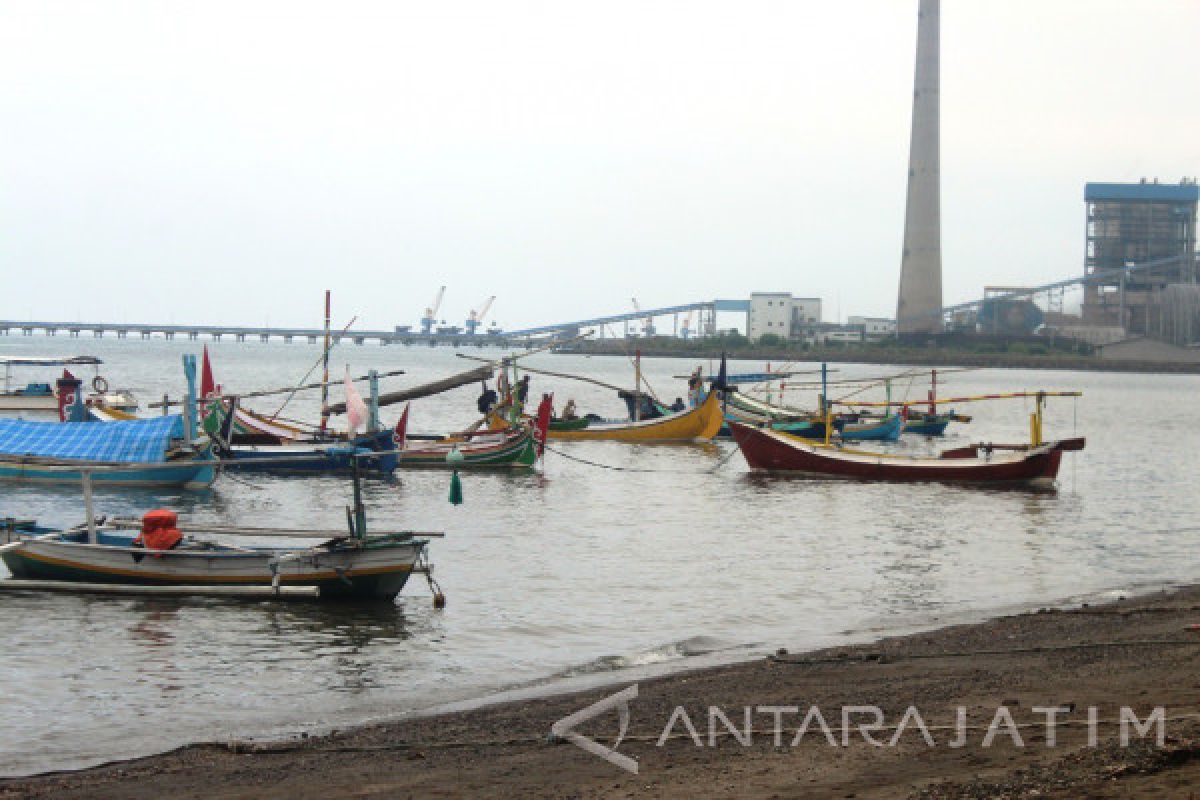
[[896, 0, 943, 335]]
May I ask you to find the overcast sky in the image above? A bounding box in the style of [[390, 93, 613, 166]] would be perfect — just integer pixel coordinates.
[[2, 1, 1198, 332]]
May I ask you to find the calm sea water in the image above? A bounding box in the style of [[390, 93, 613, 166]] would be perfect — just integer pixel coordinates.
[[1, 336, 1198, 776]]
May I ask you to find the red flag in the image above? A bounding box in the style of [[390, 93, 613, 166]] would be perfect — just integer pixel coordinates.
[[56, 369, 79, 422], [200, 345, 216, 399], [533, 393, 554, 457], [393, 403, 410, 450]]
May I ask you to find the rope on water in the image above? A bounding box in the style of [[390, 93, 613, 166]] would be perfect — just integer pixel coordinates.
[[543, 443, 740, 474]]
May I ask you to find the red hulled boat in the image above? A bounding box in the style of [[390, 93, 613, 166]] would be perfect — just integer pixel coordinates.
[[728, 421, 1084, 488]]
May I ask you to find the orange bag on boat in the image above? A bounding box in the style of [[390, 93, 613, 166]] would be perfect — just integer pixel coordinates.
[[135, 510, 182, 553]]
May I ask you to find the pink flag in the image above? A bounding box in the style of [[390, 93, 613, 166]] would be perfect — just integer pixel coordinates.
[[344, 366, 368, 435], [393, 403, 410, 450]]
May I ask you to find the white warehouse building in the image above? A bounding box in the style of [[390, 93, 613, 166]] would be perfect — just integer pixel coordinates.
[[747, 293, 822, 341]]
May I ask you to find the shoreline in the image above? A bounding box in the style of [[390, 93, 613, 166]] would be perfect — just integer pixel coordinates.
[[6, 584, 1200, 799], [563, 341, 1200, 375]]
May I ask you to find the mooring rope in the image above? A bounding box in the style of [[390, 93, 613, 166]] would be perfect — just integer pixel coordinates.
[[543, 443, 740, 474]]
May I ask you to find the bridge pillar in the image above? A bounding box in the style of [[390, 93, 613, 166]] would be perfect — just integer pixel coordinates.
[[354, 336, 364, 345], [141, 331, 151, 339], [188, 331, 198, 340], [212, 334, 221, 341], [47, 329, 56, 336], [70, 329, 79, 338], [117, 330, 126, 338], [236, 333, 245, 342], [284, 335, 293, 343], [307, 335, 317, 344], [164, 332, 173, 340], [94, 330, 103, 337], [260, 333, 270, 342]]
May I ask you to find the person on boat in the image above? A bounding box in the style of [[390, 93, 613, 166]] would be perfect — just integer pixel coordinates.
[[687, 367, 704, 408], [516, 375, 531, 405], [561, 398, 578, 420], [669, 397, 686, 412], [477, 381, 498, 414]]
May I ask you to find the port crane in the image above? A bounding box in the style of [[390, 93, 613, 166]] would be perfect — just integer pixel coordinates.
[[465, 296, 496, 335], [631, 298, 656, 337], [680, 310, 694, 339], [420, 286, 446, 335]]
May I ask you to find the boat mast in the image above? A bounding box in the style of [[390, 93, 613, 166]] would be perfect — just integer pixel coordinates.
[[320, 290, 332, 432], [929, 369, 938, 415], [1030, 391, 1045, 446], [634, 349, 642, 422], [822, 362, 832, 446]]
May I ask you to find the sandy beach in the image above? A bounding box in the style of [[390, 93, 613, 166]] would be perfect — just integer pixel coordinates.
[[4, 586, 1199, 799]]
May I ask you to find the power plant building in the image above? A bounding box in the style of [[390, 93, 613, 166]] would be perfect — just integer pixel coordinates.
[[1083, 180, 1199, 335], [747, 293, 821, 341]]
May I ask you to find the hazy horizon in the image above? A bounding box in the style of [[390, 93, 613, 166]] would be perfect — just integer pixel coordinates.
[[3, 1, 1198, 332]]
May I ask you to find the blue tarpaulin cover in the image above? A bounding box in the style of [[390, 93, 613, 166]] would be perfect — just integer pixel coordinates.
[[0, 416, 185, 463]]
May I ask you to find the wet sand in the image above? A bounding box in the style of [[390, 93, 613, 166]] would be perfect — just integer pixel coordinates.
[[5, 587, 1200, 799]]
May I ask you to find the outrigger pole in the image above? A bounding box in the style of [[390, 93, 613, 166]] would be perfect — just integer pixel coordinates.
[[832, 390, 1082, 407]]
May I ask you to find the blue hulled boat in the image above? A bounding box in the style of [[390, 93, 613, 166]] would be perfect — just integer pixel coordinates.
[[0, 414, 216, 489]]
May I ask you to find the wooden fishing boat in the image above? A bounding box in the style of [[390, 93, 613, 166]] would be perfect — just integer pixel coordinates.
[[730, 390, 1084, 488], [0, 466, 439, 602], [0, 415, 217, 489], [222, 428, 399, 475], [901, 411, 953, 436], [730, 421, 1083, 488], [838, 412, 902, 442], [0, 357, 137, 415], [515, 389, 724, 443], [0, 522, 426, 600], [399, 426, 538, 469]]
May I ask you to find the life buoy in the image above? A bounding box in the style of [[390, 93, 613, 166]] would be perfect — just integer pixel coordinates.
[[92, 376, 109, 393]]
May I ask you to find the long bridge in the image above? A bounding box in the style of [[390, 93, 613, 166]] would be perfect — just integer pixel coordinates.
[[0, 299, 749, 346]]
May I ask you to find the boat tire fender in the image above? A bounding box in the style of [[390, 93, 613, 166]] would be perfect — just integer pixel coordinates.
[[93, 376, 109, 393]]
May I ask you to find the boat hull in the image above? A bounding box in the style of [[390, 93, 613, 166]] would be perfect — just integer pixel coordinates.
[[226, 430, 398, 475], [400, 429, 537, 468], [0, 458, 216, 489], [546, 391, 724, 442], [729, 422, 1078, 488], [1, 535, 425, 601], [902, 416, 951, 436], [0, 395, 59, 412], [839, 414, 902, 442]]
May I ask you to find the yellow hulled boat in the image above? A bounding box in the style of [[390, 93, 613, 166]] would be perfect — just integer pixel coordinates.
[[497, 389, 724, 443]]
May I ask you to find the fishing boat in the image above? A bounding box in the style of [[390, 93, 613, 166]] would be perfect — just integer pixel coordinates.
[[719, 372, 901, 442], [838, 412, 902, 442], [471, 343, 726, 443], [0, 414, 217, 489], [0, 464, 439, 602], [399, 426, 540, 469], [220, 428, 400, 475], [503, 388, 724, 443], [900, 410, 955, 436], [729, 391, 1085, 488], [0, 354, 215, 489], [836, 370, 969, 437], [0, 357, 137, 415]]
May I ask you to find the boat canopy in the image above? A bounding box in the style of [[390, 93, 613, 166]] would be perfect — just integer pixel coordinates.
[[0, 356, 103, 367], [0, 415, 185, 463]]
